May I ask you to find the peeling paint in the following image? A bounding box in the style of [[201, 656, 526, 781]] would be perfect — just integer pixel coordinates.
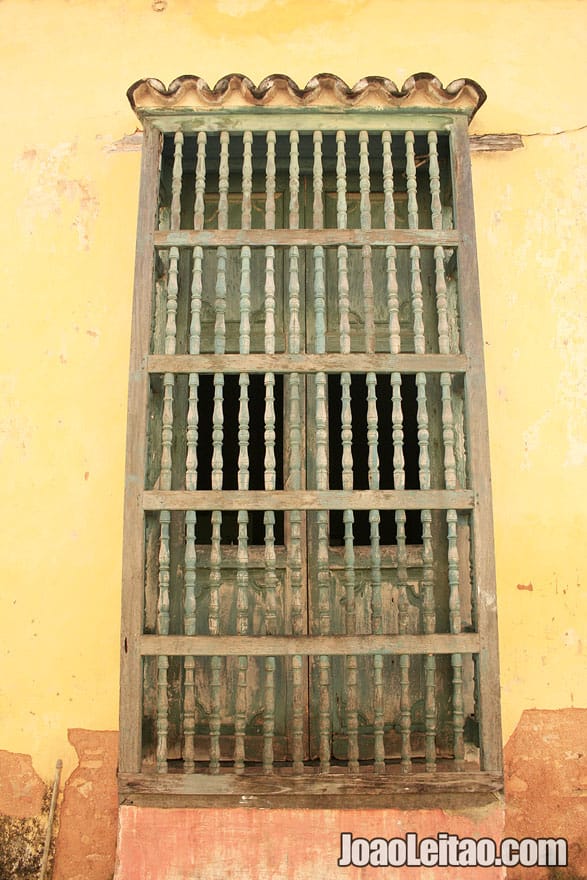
[[106, 130, 143, 153], [15, 143, 99, 251], [51, 730, 118, 880]]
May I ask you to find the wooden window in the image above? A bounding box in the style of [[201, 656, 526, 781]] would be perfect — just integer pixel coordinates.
[[119, 74, 502, 807]]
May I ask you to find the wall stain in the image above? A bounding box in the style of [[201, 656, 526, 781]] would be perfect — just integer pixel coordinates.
[[15, 143, 99, 251], [0, 790, 55, 880], [181, 0, 371, 39]]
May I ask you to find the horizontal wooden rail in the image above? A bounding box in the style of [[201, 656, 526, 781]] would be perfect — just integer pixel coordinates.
[[139, 633, 480, 656], [153, 229, 460, 248], [119, 769, 503, 809], [148, 353, 468, 375], [142, 489, 474, 511]]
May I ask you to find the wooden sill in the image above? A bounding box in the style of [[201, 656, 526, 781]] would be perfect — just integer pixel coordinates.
[[119, 765, 503, 810]]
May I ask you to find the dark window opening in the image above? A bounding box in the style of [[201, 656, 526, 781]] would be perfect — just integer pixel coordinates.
[[328, 373, 422, 544], [196, 373, 284, 544]]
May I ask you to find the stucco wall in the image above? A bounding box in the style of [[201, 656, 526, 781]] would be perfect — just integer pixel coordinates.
[[1, 0, 585, 877]]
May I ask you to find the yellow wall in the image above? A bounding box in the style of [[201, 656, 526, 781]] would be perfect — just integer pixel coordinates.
[[1, 0, 585, 782]]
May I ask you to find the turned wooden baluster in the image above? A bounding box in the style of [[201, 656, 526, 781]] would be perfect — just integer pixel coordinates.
[[233, 131, 254, 774], [235, 506, 249, 773], [234, 372, 250, 772], [156, 510, 170, 774], [390, 370, 410, 771], [263, 656, 276, 774], [382, 131, 401, 358], [336, 129, 358, 771], [429, 131, 465, 765], [310, 128, 330, 771], [447, 507, 464, 764], [417, 371, 437, 772], [405, 130, 418, 230], [404, 136, 437, 769], [260, 131, 278, 772], [365, 371, 383, 771], [441, 368, 464, 764], [208, 510, 222, 774], [359, 130, 375, 354], [342, 442, 358, 770], [287, 130, 304, 772], [430, 135, 450, 357], [316, 361, 331, 773], [156, 136, 183, 772], [207, 132, 230, 775], [183, 131, 206, 774]]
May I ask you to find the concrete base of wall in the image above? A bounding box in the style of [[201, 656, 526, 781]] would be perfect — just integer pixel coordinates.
[[113, 802, 506, 880]]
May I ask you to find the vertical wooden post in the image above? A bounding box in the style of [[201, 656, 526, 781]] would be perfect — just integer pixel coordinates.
[[120, 121, 160, 776], [451, 115, 502, 774]]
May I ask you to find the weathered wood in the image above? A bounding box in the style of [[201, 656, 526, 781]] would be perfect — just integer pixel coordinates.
[[410, 246, 425, 354], [218, 131, 229, 227], [366, 373, 379, 490], [341, 374, 353, 487], [122, 104, 503, 794], [452, 115, 502, 774], [263, 657, 276, 773], [336, 130, 347, 229], [153, 228, 460, 247], [313, 130, 323, 228], [359, 131, 375, 354], [143, 488, 475, 511], [427, 131, 442, 231], [424, 653, 437, 772], [148, 353, 468, 374], [145, 109, 460, 135], [214, 253, 227, 354], [183, 506, 197, 773], [119, 769, 504, 809], [469, 133, 523, 151], [264, 249, 276, 353], [289, 130, 300, 229], [386, 248, 401, 354], [139, 633, 481, 656], [264, 375, 276, 490], [209, 654, 222, 774], [209, 507, 222, 773], [171, 131, 183, 232], [292, 653, 304, 772], [211, 375, 224, 488], [239, 250, 251, 353], [193, 131, 206, 231], [209, 511, 222, 636], [338, 249, 351, 354], [382, 131, 395, 230], [343, 511, 356, 628], [190, 249, 203, 355], [265, 130, 276, 230], [288, 249, 301, 353], [241, 130, 253, 230], [156, 653, 169, 773], [405, 131, 418, 230], [264, 510, 277, 634], [435, 246, 450, 354], [172, 541, 418, 569], [399, 653, 411, 773], [441, 373, 457, 490], [235, 369, 250, 772]]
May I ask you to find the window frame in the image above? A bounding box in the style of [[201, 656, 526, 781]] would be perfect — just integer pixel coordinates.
[[119, 74, 502, 808]]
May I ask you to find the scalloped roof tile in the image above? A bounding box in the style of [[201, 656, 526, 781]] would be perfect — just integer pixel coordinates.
[[127, 73, 486, 120]]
